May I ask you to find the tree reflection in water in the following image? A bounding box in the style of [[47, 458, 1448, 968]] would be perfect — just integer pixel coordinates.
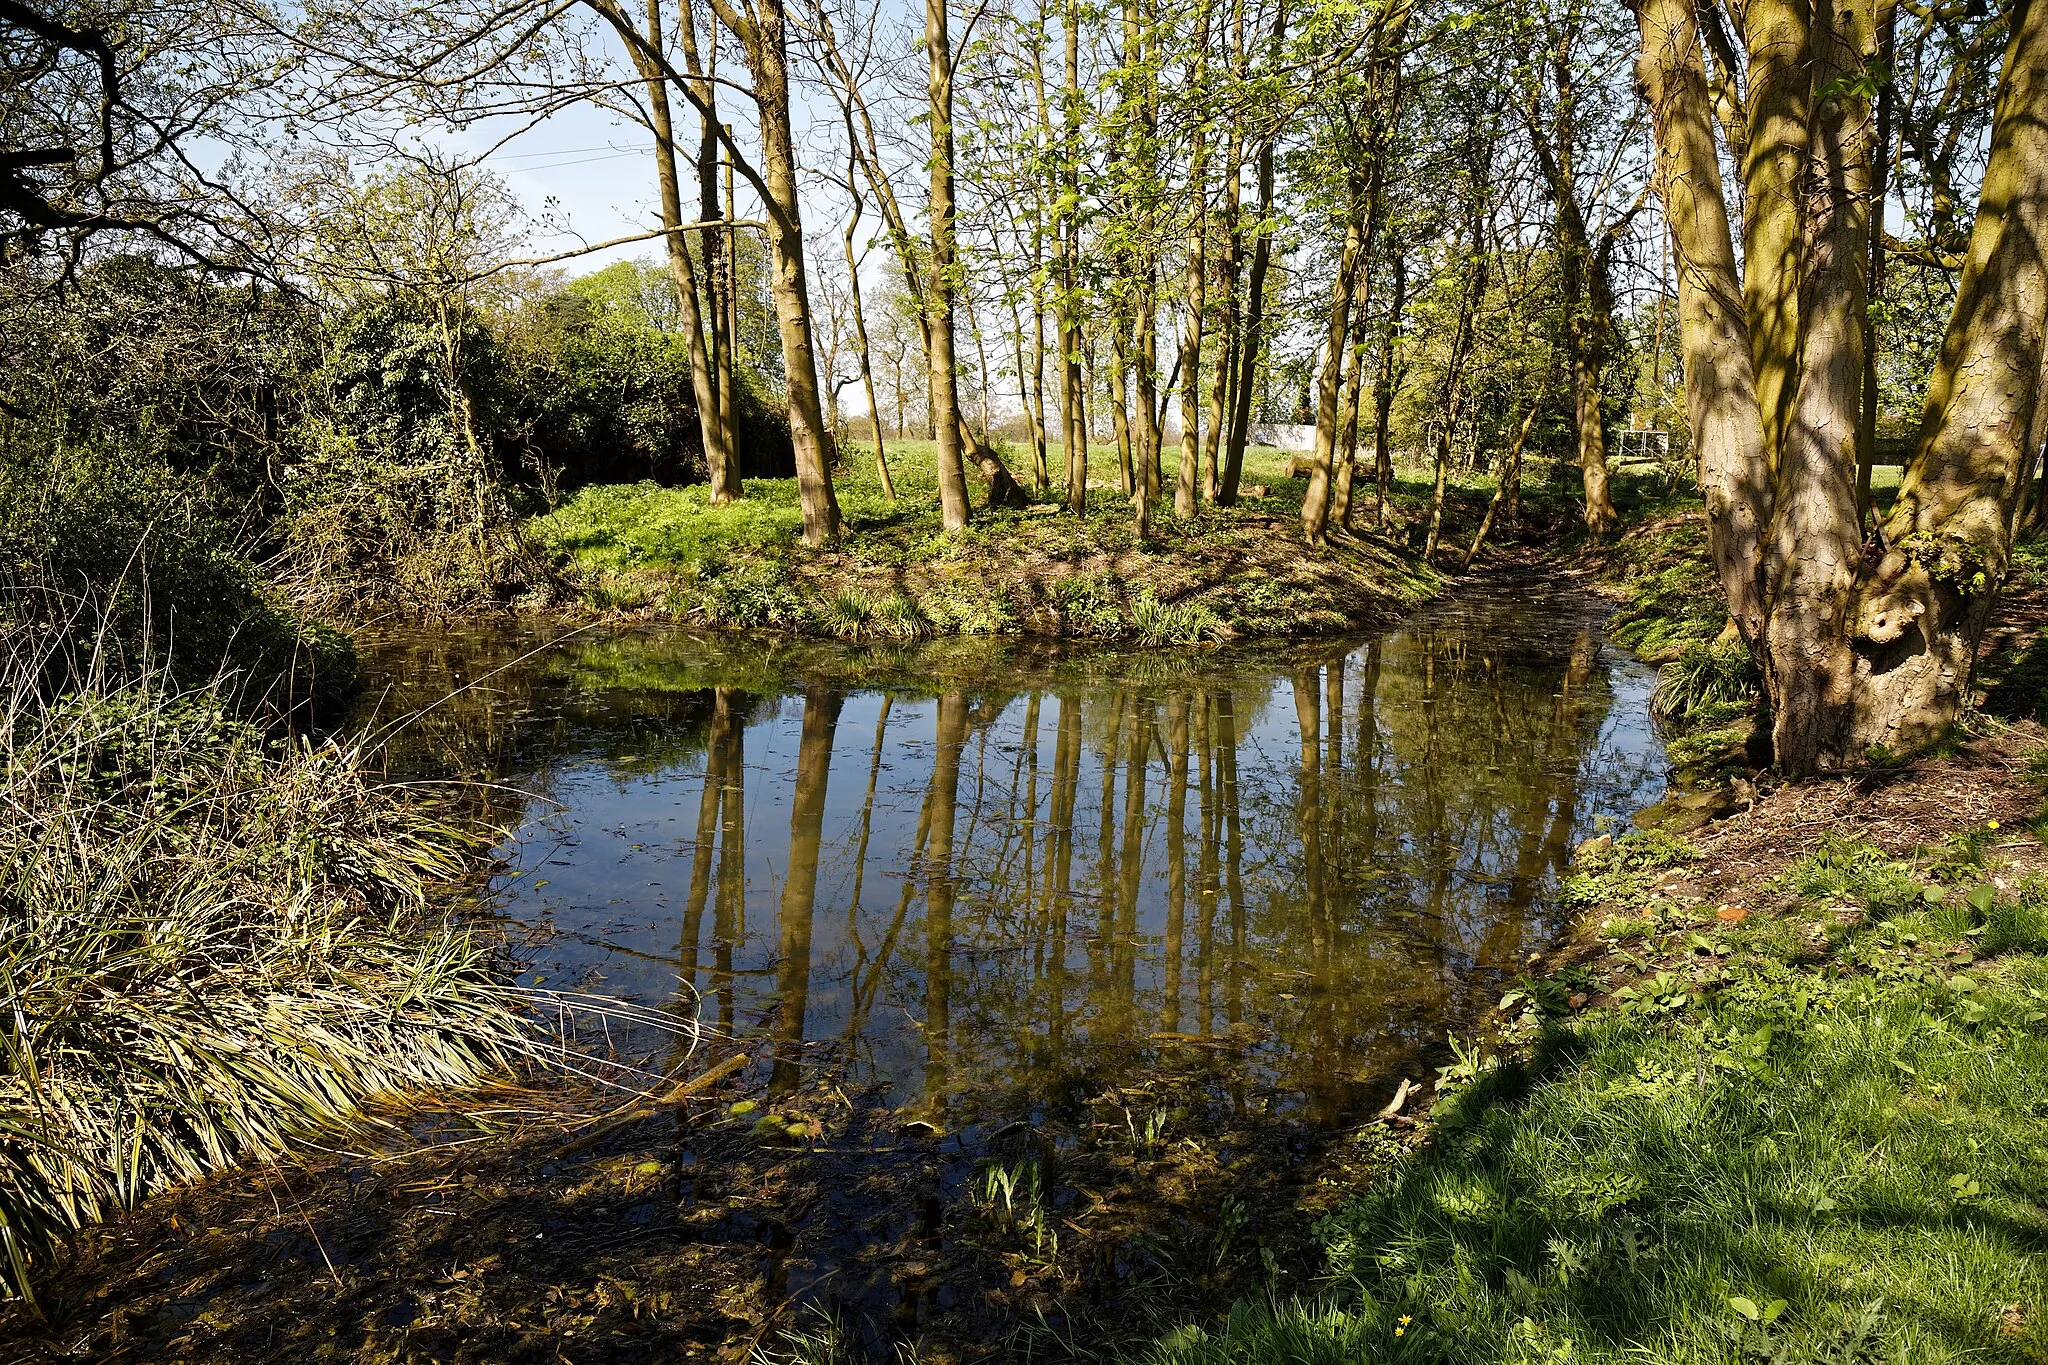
[[356, 587, 1664, 1125]]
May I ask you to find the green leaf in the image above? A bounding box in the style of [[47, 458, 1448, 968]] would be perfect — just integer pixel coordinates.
[[1967, 884, 1997, 915], [1729, 1297, 1761, 1321]]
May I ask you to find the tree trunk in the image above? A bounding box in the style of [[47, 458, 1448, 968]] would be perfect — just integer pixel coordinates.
[[1373, 247, 1407, 527], [1332, 302, 1367, 530], [1204, 43, 1242, 506], [1302, 217, 1362, 545], [927, 0, 970, 532], [1221, 155, 1272, 504], [1527, 72, 1619, 535], [1061, 0, 1089, 514], [1175, 0, 1211, 519], [841, 181, 894, 502], [1136, 272, 1161, 504], [1422, 210, 1487, 562], [1856, 4, 1897, 522], [681, 6, 739, 497], [1568, 344, 1618, 532], [1760, 0, 1876, 773], [709, 0, 840, 544], [612, 0, 737, 503], [1204, 189, 1238, 504], [1463, 401, 1539, 569], [1030, 296, 1050, 489], [1848, 0, 2048, 754], [1111, 323, 1136, 495], [1740, 0, 1811, 468], [1635, 0, 1772, 640], [1637, 0, 2048, 771], [1221, 22, 1279, 507]]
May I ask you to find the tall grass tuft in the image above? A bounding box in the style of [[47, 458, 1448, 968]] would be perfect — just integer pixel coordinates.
[[1651, 635, 1760, 728], [0, 600, 539, 1302]]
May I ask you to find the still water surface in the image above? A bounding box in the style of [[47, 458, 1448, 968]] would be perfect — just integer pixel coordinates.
[[360, 583, 1664, 1127]]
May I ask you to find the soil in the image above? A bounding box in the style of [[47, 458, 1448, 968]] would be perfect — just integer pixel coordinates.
[[0, 1040, 1426, 1365]]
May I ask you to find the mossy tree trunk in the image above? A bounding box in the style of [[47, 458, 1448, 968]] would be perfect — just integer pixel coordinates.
[[706, 0, 841, 545], [1635, 0, 2048, 772]]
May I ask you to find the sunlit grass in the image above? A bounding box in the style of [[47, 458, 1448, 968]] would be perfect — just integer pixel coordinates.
[[1136, 835, 2048, 1365]]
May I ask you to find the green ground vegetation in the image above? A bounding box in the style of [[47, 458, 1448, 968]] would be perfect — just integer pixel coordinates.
[[1132, 768, 2048, 1365], [530, 443, 1445, 642], [0, 258, 605, 1303]]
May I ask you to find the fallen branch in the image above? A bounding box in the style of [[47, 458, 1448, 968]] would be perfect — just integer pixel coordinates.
[[551, 1050, 751, 1158], [1373, 1077, 1415, 1122]]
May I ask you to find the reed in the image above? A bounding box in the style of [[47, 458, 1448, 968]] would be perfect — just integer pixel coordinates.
[[0, 597, 539, 1302]]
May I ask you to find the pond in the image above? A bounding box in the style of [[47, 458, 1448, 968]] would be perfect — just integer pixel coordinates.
[[357, 578, 1665, 1132]]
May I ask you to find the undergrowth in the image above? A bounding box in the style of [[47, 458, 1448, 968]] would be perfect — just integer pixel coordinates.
[[1652, 636, 1761, 729], [530, 467, 1434, 644], [0, 620, 542, 1302]]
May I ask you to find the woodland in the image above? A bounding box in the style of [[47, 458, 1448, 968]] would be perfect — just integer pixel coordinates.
[[3, 0, 2048, 1356]]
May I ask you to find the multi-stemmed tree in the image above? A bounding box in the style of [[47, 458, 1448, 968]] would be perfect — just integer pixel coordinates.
[[1636, 0, 2046, 771]]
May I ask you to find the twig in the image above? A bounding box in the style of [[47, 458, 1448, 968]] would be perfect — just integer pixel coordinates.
[[549, 1051, 751, 1158]]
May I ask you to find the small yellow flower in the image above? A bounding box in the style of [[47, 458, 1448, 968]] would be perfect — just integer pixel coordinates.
[[1399, 1316, 1413, 1326], [1988, 820, 2001, 830], [1395, 1327, 1405, 1337]]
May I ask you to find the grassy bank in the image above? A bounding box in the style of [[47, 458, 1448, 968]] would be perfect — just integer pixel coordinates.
[[529, 444, 1441, 642], [1130, 725, 2048, 1365], [0, 637, 543, 1302]]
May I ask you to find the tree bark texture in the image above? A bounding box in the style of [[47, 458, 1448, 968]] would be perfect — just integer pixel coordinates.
[[1636, 0, 2048, 771], [926, 0, 971, 532]]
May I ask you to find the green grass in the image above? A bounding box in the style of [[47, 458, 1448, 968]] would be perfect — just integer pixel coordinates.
[[526, 444, 1441, 643], [531, 442, 1312, 574], [531, 477, 903, 575], [1133, 830, 2048, 1365], [0, 623, 544, 1302]]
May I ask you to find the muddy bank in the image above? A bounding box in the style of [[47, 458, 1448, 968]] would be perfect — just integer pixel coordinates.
[[0, 1046, 1409, 1364]]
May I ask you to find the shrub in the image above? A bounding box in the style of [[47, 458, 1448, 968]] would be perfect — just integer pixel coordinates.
[[0, 439, 356, 711], [817, 586, 875, 639], [1131, 590, 1227, 647], [871, 592, 934, 640]]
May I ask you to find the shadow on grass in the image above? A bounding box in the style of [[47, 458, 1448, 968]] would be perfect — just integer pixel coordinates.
[[1133, 942, 2048, 1365]]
